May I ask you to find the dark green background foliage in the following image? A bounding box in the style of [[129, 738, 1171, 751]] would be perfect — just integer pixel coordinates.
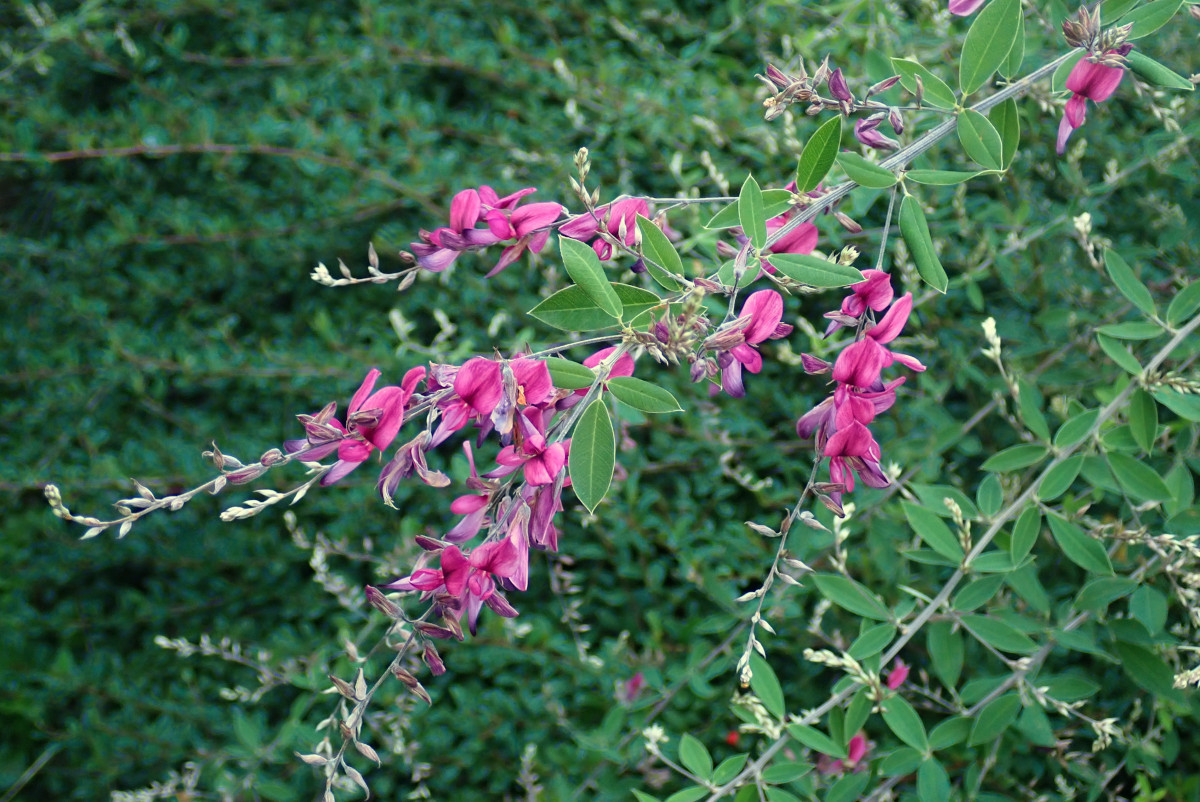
[[2, 0, 1198, 799]]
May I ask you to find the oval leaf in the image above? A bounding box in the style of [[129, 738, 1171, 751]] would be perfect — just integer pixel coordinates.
[[961, 614, 1037, 654], [1046, 513, 1113, 576], [989, 97, 1021, 169], [767, 253, 865, 288], [1126, 51, 1193, 90], [569, 399, 615, 513], [705, 190, 793, 230], [959, 0, 1021, 95], [812, 573, 891, 621], [836, 152, 898, 188], [738, 174, 767, 250], [1037, 455, 1084, 501], [957, 108, 1004, 170], [967, 692, 1022, 745], [981, 444, 1048, 472], [529, 282, 660, 331], [1104, 249, 1157, 317], [881, 696, 928, 752], [1107, 451, 1173, 501], [635, 214, 684, 290], [545, 358, 596, 390], [795, 116, 843, 192], [559, 236, 623, 318], [750, 654, 786, 720], [903, 502, 964, 562], [898, 195, 948, 293], [1123, 0, 1185, 39], [905, 169, 986, 185], [678, 733, 714, 781], [1166, 281, 1200, 327], [607, 376, 683, 414], [891, 58, 957, 109]]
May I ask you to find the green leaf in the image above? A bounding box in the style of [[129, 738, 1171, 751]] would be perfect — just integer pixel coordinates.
[[989, 97, 1021, 170], [977, 474, 1004, 516], [812, 574, 891, 621], [666, 788, 709, 802], [881, 695, 928, 752], [880, 747, 923, 776], [1166, 281, 1200, 326], [761, 761, 812, 785], [1047, 513, 1114, 575], [981, 444, 1049, 472], [1107, 452, 1173, 501], [918, 758, 951, 802], [898, 195, 948, 293], [1130, 586, 1168, 635], [836, 152, 898, 188], [1123, 0, 1185, 39], [528, 282, 660, 331], [1126, 51, 1194, 90], [1054, 408, 1098, 448], [795, 116, 843, 193], [545, 358, 596, 390], [635, 214, 684, 290], [559, 235, 623, 318], [1097, 332, 1144, 374], [712, 754, 749, 785], [787, 723, 845, 759], [705, 190, 793, 229], [843, 689, 874, 741], [1037, 455, 1084, 501], [847, 623, 897, 660], [1114, 642, 1186, 700], [929, 716, 972, 750], [1018, 379, 1051, 442], [957, 109, 1004, 170], [569, 399, 615, 513], [767, 253, 864, 288], [904, 169, 987, 185], [678, 733, 714, 781], [953, 575, 1006, 612], [632, 790, 661, 802], [961, 614, 1037, 654], [1153, 388, 1200, 421], [1097, 321, 1165, 340], [1074, 577, 1138, 613], [606, 376, 683, 414], [1102, 0, 1141, 23], [903, 502, 964, 562], [891, 58, 957, 109], [750, 654, 786, 720], [1129, 388, 1158, 453], [968, 692, 1022, 746], [738, 174, 767, 250], [926, 620, 963, 690], [959, 0, 1021, 95], [1105, 249, 1158, 317], [1009, 507, 1042, 563], [825, 774, 871, 802], [999, 9, 1025, 78]]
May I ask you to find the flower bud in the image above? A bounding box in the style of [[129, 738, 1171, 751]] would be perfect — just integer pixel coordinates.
[[828, 68, 853, 102], [834, 211, 862, 234], [888, 107, 904, 135], [423, 644, 447, 676], [260, 448, 284, 466], [866, 75, 901, 97], [364, 586, 400, 617]]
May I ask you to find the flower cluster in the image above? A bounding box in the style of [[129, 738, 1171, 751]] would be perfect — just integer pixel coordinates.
[[284, 346, 633, 636], [797, 270, 925, 513], [409, 185, 563, 276]]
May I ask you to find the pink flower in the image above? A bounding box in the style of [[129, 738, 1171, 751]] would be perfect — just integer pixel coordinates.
[[710, 290, 794, 397], [487, 408, 569, 487], [886, 659, 910, 690], [484, 201, 563, 277], [1056, 55, 1125, 155], [831, 293, 925, 389], [948, 0, 986, 15], [559, 198, 650, 260], [817, 733, 873, 775]]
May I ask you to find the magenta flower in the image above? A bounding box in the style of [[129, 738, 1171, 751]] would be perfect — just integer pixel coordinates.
[[487, 408, 569, 487], [831, 293, 925, 389], [854, 116, 899, 151], [483, 201, 564, 277], [431, 357, 504, 446], [824, 269, 895, 335], [1057, 55, 1126, 155], [410, 188, 502, 272], [817, 733, 873, 775], [886, 659, 910, 690], [559, 198, 650, 260], [708, 290, 794, 397], [948, 0, 986, 15], [824, 419, 890, 502]]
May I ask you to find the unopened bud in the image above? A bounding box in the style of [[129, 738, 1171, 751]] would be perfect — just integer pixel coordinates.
[[888, 107, 904, 135], [423, 644, 447, 676], [812, 56, 831, 87], [364, 586, 401, 617], [834, 211, 862, 234], [866, 75, 901, 97], [745, 521, 780, 538], [828, 68, 852, 102], [260, 448, 284, 466]]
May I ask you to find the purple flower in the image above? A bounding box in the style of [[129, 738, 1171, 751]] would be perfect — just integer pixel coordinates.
[[559, 198, 650, 260], [708, 290, 793, 397]]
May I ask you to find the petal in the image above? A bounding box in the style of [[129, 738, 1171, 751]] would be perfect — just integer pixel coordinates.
[[512, 358, 553, 405], [731, 342, 763, 373], [557, 211, 601, 240], [867, 293, 913, 344], [320, 458, 363, 486], [721, 358, 746, 398], [485, 209, 515, 240], [739, 290, 785, 343], [455, 357, 504, 416], [947, 0, 986, 14], [1056, 114, 1075, 156], [768, 221, 819, 255], [449, 189, 481, 232], [348, 369, 382, 414], [1064, 94, 1089, 129], [511, 202, 564, 235]]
